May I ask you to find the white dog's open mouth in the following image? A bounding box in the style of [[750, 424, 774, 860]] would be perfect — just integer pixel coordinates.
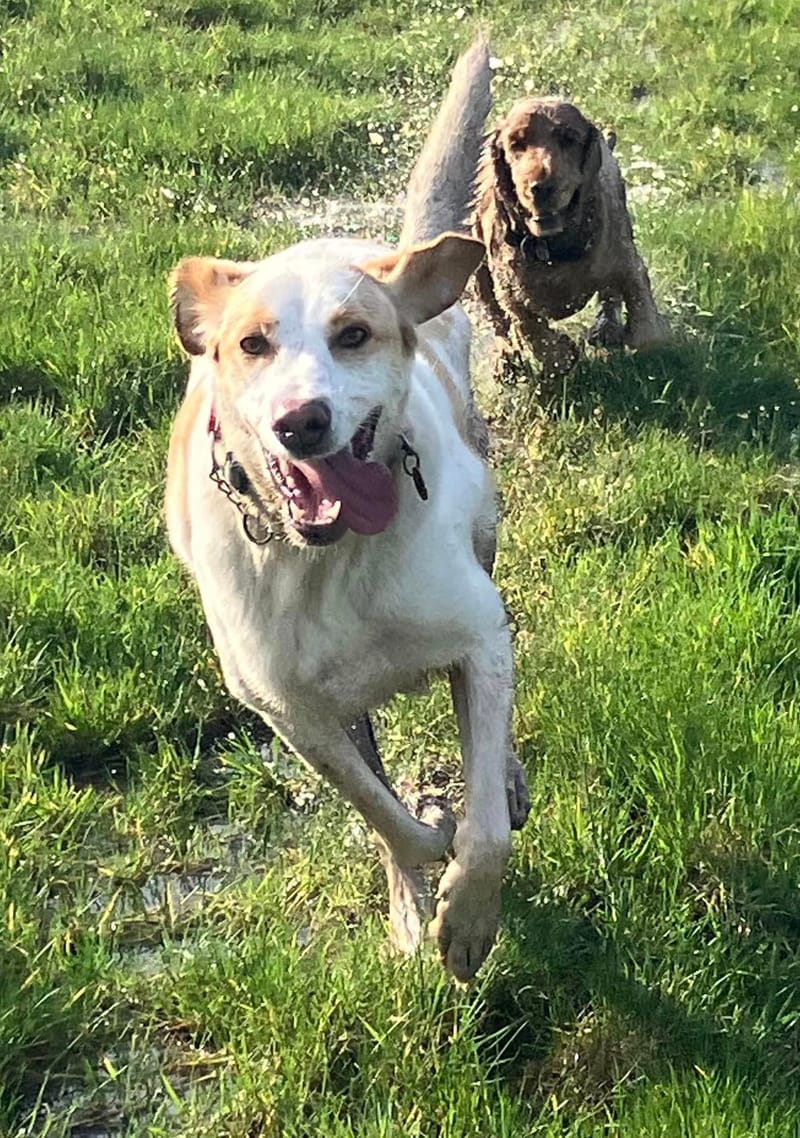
[[266, 407, 398, 545]]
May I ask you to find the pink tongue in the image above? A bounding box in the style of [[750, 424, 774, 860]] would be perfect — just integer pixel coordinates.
[[298, 450, 398, 535]]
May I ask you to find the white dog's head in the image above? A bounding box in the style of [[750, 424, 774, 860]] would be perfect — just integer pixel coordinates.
[[170, 233, 483, 548]]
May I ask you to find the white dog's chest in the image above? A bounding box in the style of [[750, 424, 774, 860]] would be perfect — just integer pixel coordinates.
[[181, 321, 496, 724], [195, 522, 478, 720]]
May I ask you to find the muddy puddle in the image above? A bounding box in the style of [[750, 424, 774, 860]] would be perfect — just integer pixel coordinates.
[[25, 746, 322, 1136]]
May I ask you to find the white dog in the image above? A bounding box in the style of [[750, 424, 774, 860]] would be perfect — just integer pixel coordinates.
[[165, 38, 529, 982]]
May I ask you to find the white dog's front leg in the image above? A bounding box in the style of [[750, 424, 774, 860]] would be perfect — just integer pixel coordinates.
[[432, 613, 516, 981], [268, 709, 456, 867]]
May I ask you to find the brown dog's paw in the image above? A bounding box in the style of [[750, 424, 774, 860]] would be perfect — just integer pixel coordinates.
[[587, 309, 626, 349], [506, 755, 531, 831]]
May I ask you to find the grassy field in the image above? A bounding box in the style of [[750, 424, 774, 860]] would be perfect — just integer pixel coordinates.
[[2, 0, 800, 1133]]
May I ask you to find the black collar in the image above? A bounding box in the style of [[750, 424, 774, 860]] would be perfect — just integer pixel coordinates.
[[501, 189, 595, 265], [208, 410, 285, 545], [504, 224, 591, 264]]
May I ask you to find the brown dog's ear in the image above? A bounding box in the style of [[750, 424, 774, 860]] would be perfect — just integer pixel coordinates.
[[489, 129, 520, 215], [581, 125, 603, 182], [362, 233, 485, 325], [169, 257, 254, 355]]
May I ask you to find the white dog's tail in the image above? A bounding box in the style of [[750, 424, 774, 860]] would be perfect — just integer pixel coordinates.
[[399, 35, 492, 248]]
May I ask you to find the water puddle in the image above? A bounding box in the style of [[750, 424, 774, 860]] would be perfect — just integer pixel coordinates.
[[256, 192, 404, 242]]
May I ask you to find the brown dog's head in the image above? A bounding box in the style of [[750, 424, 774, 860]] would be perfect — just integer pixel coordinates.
[[486, 98, 602, 238]]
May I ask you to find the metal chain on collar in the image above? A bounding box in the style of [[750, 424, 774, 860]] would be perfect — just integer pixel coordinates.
[[398, 434, 429, 501], [209, 421, 429, 546], [209, 436, 281, 546]]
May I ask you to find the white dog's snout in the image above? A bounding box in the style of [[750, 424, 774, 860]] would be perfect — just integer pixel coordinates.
[[267, 349, 334, 425]]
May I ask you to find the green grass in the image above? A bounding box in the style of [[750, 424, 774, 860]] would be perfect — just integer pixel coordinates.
[[2, 0, 800, 1133]]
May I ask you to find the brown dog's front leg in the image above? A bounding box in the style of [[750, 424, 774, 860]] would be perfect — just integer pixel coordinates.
[[511, 302, 580, 393], [474, 261, 512, 340], [474, 262, 521, 384]]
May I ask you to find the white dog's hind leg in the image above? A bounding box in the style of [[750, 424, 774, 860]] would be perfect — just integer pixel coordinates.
[[381, 798, 456, 954], [431, 601, 516, 981], [349, 715, 452, 954], [376, 835, 433, 955]]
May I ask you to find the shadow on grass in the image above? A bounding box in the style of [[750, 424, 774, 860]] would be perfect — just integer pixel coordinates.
[[45, 705, 274, 789], [0, 355, 187, 440], [165, 0, 288, 28], [0, 128, 22, 164], [147, 127, 376, 211], [476, 858, 800, 1124], [158, 0, 362, 30], [507, 328, 800, 458], [0, 365, 64, 406], [0, 0, 33, 16], [90, 355, 188, 442]]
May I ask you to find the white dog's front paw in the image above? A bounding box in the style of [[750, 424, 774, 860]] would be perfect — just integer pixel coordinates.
[[429, 859, 503, 982]]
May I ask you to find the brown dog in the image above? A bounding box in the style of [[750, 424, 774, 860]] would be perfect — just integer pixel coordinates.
[[473, 97, 669, 393]]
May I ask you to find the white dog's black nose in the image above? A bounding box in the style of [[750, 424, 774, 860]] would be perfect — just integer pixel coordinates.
[[273, 398, 332, 457]]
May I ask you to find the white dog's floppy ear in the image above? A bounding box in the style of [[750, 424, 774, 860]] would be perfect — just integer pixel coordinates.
[[362, 233, 485, 325], [169, 256, 254, 355]]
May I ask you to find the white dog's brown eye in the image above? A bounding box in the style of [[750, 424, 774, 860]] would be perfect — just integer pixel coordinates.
[[336, 325, 370, 349], [240, 334, 270, 356]]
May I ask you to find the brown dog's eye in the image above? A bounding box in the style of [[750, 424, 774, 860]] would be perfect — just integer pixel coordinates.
[[240, 334, 270, 356], [336, 325, 370, 349]]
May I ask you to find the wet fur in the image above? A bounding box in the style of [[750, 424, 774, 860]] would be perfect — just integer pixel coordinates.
[[474, 96, 669, 394]]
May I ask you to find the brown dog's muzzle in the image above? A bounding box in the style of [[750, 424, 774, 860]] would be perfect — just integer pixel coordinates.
[[508, 151, 573, 235], [530, 177, 557, 211], [522, 174, 572, 236]]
